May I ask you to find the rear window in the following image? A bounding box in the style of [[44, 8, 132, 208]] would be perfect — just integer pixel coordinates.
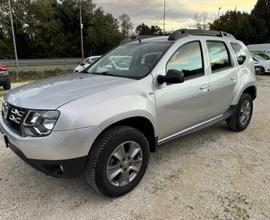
[[231, 42, 247, 65]]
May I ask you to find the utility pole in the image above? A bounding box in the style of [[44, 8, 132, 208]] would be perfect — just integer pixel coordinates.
[[8, 0, 19, 80], [79, 0, 84, 60], [218, 7, 222, 18], [163, 0, 166, 35]]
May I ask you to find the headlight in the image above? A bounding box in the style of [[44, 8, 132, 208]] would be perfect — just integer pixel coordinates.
[[22, 110, 60, 137]]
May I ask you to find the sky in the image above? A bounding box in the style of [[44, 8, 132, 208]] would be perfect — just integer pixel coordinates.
[[95, 0, 257, 31]]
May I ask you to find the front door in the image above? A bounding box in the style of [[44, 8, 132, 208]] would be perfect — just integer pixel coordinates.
[[155, 41, 210, 140]]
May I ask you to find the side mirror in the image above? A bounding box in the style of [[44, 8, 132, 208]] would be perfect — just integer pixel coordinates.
[[157, 69, 185, 84]]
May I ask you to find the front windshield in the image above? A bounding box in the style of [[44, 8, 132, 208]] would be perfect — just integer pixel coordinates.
[[84, 42, 172, 79]]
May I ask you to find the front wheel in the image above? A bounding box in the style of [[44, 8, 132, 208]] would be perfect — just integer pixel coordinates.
[[227, 93, 253, 132], [85, 126, 150, 198], [3, 82, 11, 90]]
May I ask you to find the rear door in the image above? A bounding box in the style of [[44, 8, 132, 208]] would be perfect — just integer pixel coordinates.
[[206, 40, 238, 117]]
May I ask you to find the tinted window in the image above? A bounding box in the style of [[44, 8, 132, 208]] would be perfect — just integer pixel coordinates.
[[167, 41, 204, 80], [231, 42, 247, 65], [207, 41, 232, 72]]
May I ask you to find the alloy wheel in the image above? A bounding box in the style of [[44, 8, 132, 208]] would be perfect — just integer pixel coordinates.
[[239, 100, 252, 126], [106, 141, 143, 187]]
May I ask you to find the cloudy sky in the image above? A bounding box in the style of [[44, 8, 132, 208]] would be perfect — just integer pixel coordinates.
[[95, 0, 257, 31]]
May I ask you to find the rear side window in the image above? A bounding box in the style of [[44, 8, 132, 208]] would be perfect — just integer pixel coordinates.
[[167, 41, 204, 80], [230, 42, 247, 65], [207, 41, 232, 72]]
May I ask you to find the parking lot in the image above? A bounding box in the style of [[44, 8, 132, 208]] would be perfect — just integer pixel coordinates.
[[0, 75, 269, 220]]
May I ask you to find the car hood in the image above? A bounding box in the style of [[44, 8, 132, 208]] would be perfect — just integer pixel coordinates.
[[5, 73, 134, 109], [258, 60, 270, 66]]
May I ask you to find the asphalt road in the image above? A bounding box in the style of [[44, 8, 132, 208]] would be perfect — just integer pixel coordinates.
[[0, 76, 269, 220]]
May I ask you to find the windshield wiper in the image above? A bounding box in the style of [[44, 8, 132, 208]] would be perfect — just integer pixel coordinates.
[[80, 70, 89, 73], [90, 72, 117, 77]]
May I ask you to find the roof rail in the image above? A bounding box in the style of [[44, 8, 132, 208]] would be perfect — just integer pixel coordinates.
[[120, 35, 161, 45], [220, 31, 235, 39], [168, 29, 235, 41]]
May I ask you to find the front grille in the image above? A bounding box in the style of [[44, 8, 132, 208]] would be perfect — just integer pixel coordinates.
[[2, 101, 28, 135]]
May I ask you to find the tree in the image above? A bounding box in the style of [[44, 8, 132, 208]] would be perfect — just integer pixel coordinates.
[[209, 10, 267, 44], [251, 0, 270, 41], [135, 23, 151, 35], [118, 13, 133, 37], [135, 23, 162, 35], [150, 25, 162, 35], [0, 0, 123, 59]]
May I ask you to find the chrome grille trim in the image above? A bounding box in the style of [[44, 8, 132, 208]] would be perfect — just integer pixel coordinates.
[[1, 101, 28, 134]]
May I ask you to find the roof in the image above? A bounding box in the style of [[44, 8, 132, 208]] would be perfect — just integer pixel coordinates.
[[121, 29, 235, 45], [0, 66, 7, 71]]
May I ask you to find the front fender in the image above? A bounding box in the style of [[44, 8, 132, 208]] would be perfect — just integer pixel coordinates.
[[54, 77, 157, 133]]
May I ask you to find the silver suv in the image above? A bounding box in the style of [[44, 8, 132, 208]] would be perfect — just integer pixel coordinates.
[[0, 29, 256, 197]]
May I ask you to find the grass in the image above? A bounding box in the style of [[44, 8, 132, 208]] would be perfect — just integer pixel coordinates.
[[0, 91, 6, 97]]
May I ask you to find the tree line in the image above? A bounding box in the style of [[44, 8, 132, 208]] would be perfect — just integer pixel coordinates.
[[0, 0, 125, 59], [1, 0, 269, 59], [210, 0, 270, 44]]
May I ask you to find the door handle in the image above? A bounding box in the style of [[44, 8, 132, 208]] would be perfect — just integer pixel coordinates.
[[200, 85, 210, 93], [231, 76, 237, 81], [200, 85, 209, 90]]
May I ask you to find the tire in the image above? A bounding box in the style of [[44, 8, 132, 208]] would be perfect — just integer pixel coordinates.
[[227, 93, 253, 132], [3, 82, 11, 90], [256, 66, 265, 75], [85, 126, 150, 198]]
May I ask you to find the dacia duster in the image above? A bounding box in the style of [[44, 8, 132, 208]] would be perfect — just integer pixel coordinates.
[[0, 29, 257, 197]]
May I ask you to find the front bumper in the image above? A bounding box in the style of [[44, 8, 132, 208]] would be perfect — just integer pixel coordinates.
[[0, 115, 101, 177], [8, 141, 87, 177]]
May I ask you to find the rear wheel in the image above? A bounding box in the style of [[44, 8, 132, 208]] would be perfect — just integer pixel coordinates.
[[85, 126, 150, 198], [227, 93, 253, 132], [256, 66, 265, 75]]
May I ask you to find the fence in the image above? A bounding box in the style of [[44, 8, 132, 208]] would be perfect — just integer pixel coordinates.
[[0, 58, 82, 77]]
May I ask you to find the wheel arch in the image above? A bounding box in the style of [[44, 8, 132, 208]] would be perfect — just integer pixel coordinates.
[[233, 84, 257, 105], [93, 116, 157, 153], [243, 86, 257, 100]]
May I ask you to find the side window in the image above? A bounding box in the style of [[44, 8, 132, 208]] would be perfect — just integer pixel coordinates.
[[230, 42, 247, 65], [167, 41, 204, 80], [207, 41, 232, 72]]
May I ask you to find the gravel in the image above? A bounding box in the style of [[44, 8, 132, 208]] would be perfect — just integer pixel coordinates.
[[0, 76, 270, 220]]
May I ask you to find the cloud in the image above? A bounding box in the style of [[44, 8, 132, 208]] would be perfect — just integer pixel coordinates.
[[95, 0, 256, 30]]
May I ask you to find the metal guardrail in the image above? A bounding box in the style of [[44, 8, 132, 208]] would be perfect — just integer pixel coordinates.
[[0, 58, 82, 73]]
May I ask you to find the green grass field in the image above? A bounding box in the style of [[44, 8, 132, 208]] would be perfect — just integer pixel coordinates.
[[9, 68, 73, 83]]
